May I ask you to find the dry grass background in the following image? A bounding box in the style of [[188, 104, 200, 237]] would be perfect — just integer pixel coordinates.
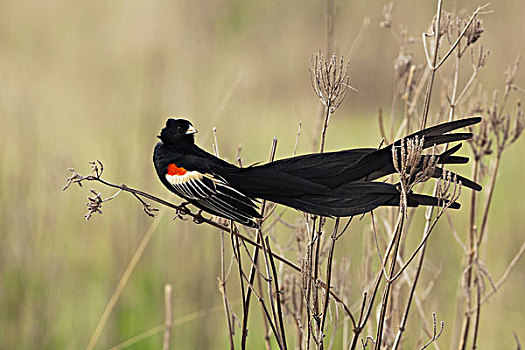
[[1, 0, 525, 348]]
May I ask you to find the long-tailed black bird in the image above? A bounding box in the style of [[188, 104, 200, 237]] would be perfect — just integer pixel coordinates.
[[153, 117, 482, 228]]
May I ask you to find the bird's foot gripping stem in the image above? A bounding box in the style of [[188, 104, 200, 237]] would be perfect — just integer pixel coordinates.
[[174, 201, 191, 220], [192, 210, 205, 224]]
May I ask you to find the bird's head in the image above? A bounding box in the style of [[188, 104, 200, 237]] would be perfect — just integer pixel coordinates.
[[158, 118, 198, 145]]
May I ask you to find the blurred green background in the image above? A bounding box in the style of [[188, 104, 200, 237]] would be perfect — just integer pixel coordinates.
[[1, 0, 524, 348]]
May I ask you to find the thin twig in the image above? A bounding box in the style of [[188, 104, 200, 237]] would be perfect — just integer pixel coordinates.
[[266, 236, 288, 349], [241, 138, 278, 349], [220, 229, 235, 350]]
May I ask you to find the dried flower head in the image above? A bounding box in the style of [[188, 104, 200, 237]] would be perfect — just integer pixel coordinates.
[[430, 11, 452, 39], [392, 136, 438, 193], [85, 189, 104, 220], [488, 91, 524, 152], [309, 51, 352, 113], [467, 90, 493, 159], [465, 17, 484, 45], [511, 100, 524, 144], [436, 169, 462, 211]]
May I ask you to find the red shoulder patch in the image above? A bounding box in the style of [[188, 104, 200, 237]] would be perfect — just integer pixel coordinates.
[[167, 163, 187, 176]]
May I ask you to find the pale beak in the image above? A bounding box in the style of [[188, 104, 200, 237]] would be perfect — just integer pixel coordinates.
[[186, 125, 198, 135]]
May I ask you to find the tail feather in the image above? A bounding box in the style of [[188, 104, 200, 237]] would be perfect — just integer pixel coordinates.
[[404, 117, 481, 139], [265, 182, 462, 217], [431, 167, 482, 191], [437, 144, 469, 164]]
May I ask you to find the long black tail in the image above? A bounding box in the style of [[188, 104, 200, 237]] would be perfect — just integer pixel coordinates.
[[226, 118, 481, 219], [253, 117, 482, 191], [255, 181, 460, 218]]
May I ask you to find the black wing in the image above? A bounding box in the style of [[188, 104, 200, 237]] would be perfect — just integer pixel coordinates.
[[165, 170, 261, 228]]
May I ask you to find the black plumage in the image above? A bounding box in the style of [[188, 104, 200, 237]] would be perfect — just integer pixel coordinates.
[[153, 117, 481, 228]]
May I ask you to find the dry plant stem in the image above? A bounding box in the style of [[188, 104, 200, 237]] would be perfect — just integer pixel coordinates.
[[238, 261, 282, 347], [475, 238, 525, 307], [65, 163, 301, 349], [466, 151, 506, 350], [421, 3, 485, 129], [458, 147, 497, 348], [312, 105, 331, 348], [305, 216, 317, 350], [257, 265, 273, 350], [390, 203, 450, 281], [391, 239, 428, 350], [477, 151, 501, 245], [374, 209, 406, 350], [349, 212, 406, 350], [459, 158, 480, 350], [220, 230, 235, 350], [163, 284, 173, 350], [319, 219, 341, 343], [66, 165, 357, 317], [241, 138, 278, 350], [392, 196, 438, 350], [85, 211, 164, 350], [232, 230, 248, 348], [258, 227, 284, 349], [371, 212, 389, 279], [394, 28, 471, 345], [420, 313, 445, 350], [393, 245, 444, 350], [312, 218, 325, 346], [319, 107, 332, 154], [213, 133, 236, 350], [420, 0, 443, 129], [471, 277, 482, 350], [265, 236, 288, 349], [349, 272, 382, 350]]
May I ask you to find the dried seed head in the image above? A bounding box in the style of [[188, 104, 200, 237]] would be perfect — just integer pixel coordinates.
[[466, 89, 493, 159], [392, 136, 438, 192], [430, 11, 451, 39], [511, 100, 524, 144], [443, 11, 485, 58], [436, 170, 462, 211], [470, 45, 490, 71], [505, 55, 521, 90], [465, 17, 484, 45], [86, 189, 104, 220], [487, 90, 524, 152], [309, 51, 352, 113]]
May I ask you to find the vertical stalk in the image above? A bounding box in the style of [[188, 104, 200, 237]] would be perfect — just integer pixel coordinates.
[[220, 231, 235, 350], [375, 210, 406, 349], [241, 139, 278, 349], [420, 0, 443, 129], [458, 157, 480, 350]]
